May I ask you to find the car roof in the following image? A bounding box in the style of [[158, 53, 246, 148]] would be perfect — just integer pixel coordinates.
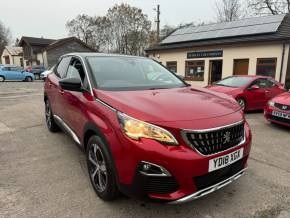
[[62, 52, 147, 59], [230, 75, 273, 79]]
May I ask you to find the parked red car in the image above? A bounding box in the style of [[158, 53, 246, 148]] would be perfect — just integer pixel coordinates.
[[264, 92, 290, 127], [206, 76, 285, 111], [44, 53, 251, 203]]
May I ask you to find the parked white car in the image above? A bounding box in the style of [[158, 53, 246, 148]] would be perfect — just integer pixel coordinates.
[[40, 65, 55, 80]]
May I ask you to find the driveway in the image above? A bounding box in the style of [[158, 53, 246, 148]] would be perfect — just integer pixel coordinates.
[[0, 82, 289, 218]]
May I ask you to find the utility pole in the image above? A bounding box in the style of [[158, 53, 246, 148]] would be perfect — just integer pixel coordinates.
[[156, 4, 160, 42]]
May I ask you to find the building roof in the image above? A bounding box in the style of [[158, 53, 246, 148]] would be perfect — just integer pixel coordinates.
[[19, 36, 55, 46], [146, 14, 290, 52], [5, 46, 23, 56], [43, 37, 95, 52]]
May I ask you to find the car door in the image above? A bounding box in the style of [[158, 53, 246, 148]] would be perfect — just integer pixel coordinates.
[[9, 67, 24, 80], [60, 57, 93, 140], [244, 79, 268, 109], [47, 56, 71, 120], [265, 79, 285, 100], [1, 67, 12, 80]]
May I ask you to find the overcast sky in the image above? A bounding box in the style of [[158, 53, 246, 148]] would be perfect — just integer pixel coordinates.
[[1, 0, 216, 41]]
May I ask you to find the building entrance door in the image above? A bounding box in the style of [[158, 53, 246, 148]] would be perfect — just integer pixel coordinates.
[[209, 60, 223, 84], [234, 59, 249, 75]]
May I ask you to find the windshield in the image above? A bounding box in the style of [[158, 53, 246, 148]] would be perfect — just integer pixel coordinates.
[[87, 56, 186, 91], [215, 76, 253, 87]]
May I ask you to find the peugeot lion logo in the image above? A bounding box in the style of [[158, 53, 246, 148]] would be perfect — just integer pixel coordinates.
[[282, 105, 288, 110], [223, 132, 231, 144]]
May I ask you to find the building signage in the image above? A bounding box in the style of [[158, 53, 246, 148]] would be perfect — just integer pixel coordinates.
[[187, 50, 223, 59]]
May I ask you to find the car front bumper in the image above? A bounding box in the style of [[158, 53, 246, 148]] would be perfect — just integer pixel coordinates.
[[264, 105, 290, 127], [115, 122, 252, 203]]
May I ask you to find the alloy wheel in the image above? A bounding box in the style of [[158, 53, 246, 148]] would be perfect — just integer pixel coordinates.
[[88, 143, 108, 192], [0, 77, 4, 82], [237, 99, 246, 110], [45, 101, 52, 129]]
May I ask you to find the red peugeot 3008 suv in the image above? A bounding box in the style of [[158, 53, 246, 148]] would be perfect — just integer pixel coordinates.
[[44, 53, 252, 203]]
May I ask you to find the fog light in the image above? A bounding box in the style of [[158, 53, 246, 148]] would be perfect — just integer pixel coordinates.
[[139, 161, 171, 177]]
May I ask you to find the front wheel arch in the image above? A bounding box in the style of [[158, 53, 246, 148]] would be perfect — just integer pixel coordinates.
[[83, 122, 120, 185]]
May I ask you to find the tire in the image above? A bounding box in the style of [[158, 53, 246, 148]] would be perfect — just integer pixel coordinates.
[[87, 135, 119, 201], [237, 98, 246, 110], [25, 76, 32, 82], [0, 76, 5, 82], [45, 100, 60, 132]]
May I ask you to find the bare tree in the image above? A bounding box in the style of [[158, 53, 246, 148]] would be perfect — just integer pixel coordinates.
[[0, 21, 11, 57], [106, 3, 151, 55], [66, 4, 151, 55], [66, 14, 94, 45], [248, 0, 290, 15], [215, 0, 244, 22]]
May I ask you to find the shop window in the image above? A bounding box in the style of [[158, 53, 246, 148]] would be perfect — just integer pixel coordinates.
[[256, 58, 277, 78], [185, 60, 205, 81], [166, 61, 177, 73]]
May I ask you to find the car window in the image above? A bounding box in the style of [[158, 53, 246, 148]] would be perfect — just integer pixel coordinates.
[[251, 79, 274, 88], [66, 58, 85, 82], [87, 57, 185, 91], [9, 67, 22, 72], [215, 76, 253, 87], [55, 57, 71, 78]]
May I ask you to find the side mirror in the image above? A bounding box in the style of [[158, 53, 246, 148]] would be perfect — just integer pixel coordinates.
[[250, 85, 259, 90], [59, 78, 82, 92]]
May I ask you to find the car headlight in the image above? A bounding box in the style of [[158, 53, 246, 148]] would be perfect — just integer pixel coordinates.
[[117, 112, 178, 145], [268, 101, 275, 107]]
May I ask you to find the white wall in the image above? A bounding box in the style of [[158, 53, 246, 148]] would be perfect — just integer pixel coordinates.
[[149, 42, 289, 87]]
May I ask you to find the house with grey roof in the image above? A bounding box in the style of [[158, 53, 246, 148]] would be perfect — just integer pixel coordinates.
[[1, 46, 24, 67], [18, 36, 94, 68], [146, 14, 290, 87]]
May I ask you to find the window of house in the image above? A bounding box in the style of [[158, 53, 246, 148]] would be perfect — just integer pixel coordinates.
[[256, 58, 277, 78], [185, 60, 205, 81], [20, 58, 24, 67], [166, 61, 177, 73]]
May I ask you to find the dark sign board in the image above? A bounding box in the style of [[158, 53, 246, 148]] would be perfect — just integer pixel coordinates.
[[187, 50, 223, 59]]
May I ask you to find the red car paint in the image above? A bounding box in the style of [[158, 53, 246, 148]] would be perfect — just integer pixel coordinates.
[[44, 53, 252, 203], [206, 75, 285, 111], [264, 92, 290, 127]]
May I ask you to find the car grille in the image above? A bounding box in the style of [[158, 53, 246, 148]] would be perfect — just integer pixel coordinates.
[[271, 115, 290, 124], [182, 122, 245, 156], [193, 157, 246, 191], [144, 177, 179, 194], [274, 103, 290, 111]]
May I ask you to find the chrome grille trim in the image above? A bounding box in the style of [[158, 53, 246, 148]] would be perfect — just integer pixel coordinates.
[[181, 120, 246, 156]]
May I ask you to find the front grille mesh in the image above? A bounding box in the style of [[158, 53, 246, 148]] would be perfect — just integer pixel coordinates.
[[274, 103, 290, 111], [183, 122, 245, 155], [144, 177, 179, 194]]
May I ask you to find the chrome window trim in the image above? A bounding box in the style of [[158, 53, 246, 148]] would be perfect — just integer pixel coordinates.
[[168, 168, 247, 204], [181, 120, 246, 157], [63, 54, 118, 112], [95, 98, 117, 112], [70, 55, 94, 96]]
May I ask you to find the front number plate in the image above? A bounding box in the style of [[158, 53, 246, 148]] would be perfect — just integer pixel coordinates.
[[272, 111, 290, 119], [208, 148, 244, 172]]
